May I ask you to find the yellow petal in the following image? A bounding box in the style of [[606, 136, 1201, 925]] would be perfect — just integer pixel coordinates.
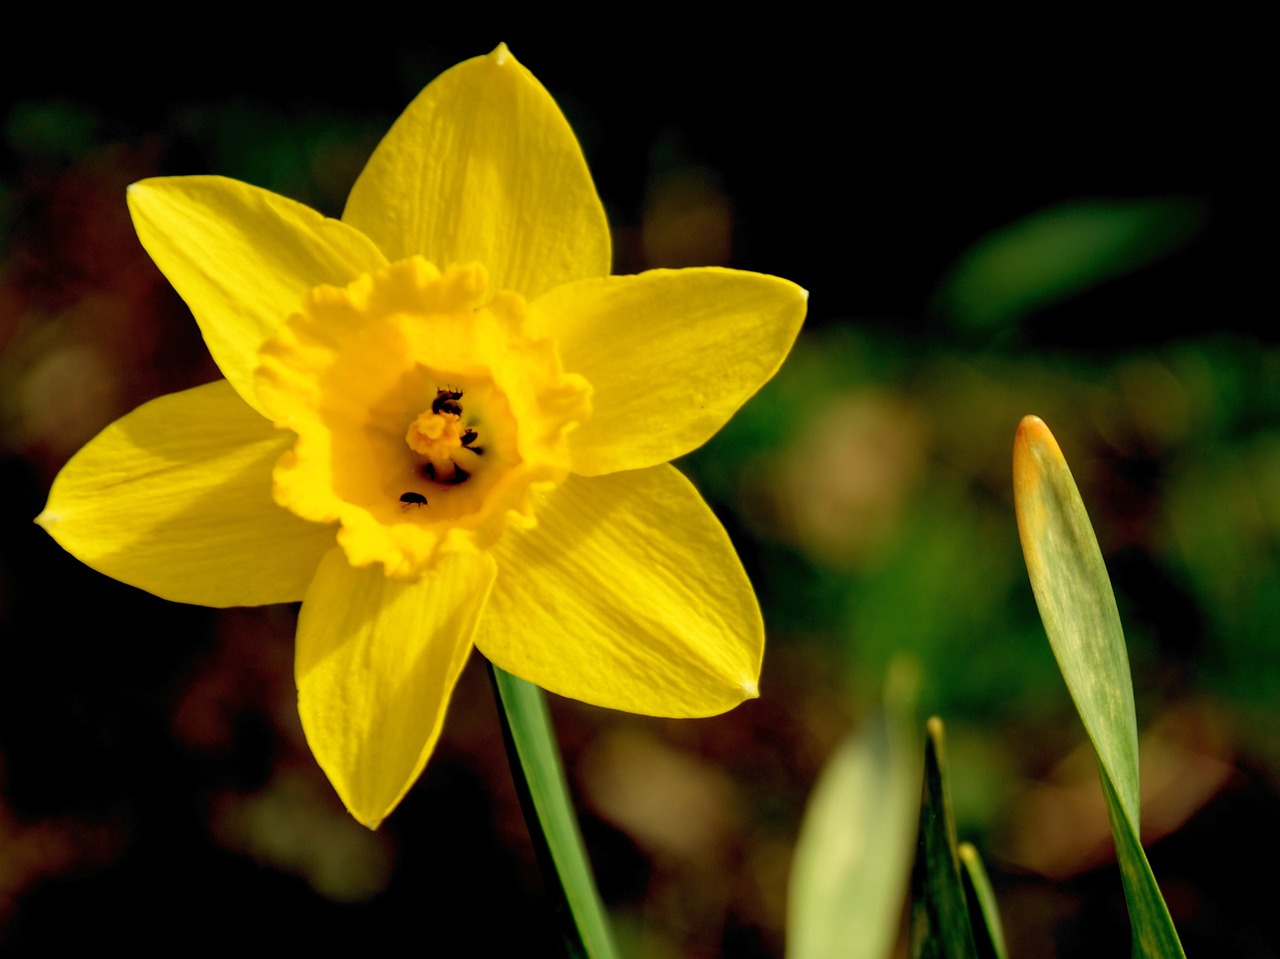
[[296, 547, 497, 828], [529, 268, 808, 475], [128, 176, 387, 416], [474, 466, 763, 717], [342, 44, 610, 299], [35, 380, 334, 607]]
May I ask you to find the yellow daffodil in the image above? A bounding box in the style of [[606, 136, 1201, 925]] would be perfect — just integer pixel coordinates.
[[36, 45, 807, 828]]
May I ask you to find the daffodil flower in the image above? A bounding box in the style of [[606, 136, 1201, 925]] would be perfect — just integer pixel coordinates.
[[36, 45, 807, 828]]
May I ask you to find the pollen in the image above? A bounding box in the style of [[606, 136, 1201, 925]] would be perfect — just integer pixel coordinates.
[[406, 407, 465, 461]]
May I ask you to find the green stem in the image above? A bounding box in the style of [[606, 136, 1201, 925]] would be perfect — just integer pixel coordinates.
[[488, 661, 619, 959]]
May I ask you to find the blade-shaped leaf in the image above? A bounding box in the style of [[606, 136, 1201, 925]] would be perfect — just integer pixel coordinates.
[[788, 660, 921, 959], [958, 843, 1007, 959], [1099, 766, 1185, 958], [911, 718, 980, 959], [1013, 415, 1185, 958]]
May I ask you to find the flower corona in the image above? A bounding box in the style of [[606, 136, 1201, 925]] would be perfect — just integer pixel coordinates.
[[256, 257, 593, 581]]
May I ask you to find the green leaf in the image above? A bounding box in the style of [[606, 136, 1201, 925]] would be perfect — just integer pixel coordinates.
[[490, 664, 619, 959], [1013, 415, 1185, 958], [935, 197, 1208, 332], [910, 718, 980, 959], [958, 843, 1007, 959], [788, 659, 922, 959], [1100, 768, 1187, 958]]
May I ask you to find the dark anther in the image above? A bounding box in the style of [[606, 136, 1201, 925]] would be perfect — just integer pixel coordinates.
[[441, 465, 470, 484], [460, 428, 484, 456]]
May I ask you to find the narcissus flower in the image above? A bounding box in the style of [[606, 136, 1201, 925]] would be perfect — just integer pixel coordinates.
[[36, 45, 807, 828]]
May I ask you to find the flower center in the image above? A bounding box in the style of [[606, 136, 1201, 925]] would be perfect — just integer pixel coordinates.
[[404, 388, 485, 485], [255, 258, 592, 580]]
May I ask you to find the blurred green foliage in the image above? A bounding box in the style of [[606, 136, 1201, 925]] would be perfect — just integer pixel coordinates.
[[933, 198, 1209, 334]]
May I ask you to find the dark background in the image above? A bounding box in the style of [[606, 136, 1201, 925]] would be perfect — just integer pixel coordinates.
[[1, 17, 1272, 957]]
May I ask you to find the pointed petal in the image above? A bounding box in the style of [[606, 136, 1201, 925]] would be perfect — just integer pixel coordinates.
[[474, 467, 762, 717], [36, 381, 334, 607], [128, 176, 387, 416], [529, 268, 808, 475], [343, 44, 610, 299], [296, 547, 497, 828]]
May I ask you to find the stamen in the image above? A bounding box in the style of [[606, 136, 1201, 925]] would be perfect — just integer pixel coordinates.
[[424, 463, 471, 485], [406, 387, 483, 488]]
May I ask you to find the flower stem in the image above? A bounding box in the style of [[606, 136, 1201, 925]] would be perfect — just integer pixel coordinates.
[[488, 661, 619, 959]]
